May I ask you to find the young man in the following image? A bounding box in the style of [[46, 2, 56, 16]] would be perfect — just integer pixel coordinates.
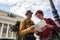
[[20, 10, 36, 40]]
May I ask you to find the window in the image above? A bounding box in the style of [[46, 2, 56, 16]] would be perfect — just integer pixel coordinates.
[[0, 23, 2, 26], [2, 23, 7, 37], [8, 24, 13, 37]]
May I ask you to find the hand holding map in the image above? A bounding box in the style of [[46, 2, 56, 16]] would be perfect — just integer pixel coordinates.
[[32, 20, 47, 32]]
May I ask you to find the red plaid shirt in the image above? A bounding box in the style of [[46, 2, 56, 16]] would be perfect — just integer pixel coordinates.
[[39, 18, 58, 38]]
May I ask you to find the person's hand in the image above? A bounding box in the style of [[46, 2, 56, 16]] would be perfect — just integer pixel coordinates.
[[34, 29, 39, 35], [29, 27, 35, 32], [46, 24, 53, 28]]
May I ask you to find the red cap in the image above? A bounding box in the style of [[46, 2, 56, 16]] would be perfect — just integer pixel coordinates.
[[35, 10, 43, 15]]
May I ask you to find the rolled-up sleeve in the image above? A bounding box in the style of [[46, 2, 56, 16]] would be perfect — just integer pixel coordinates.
[[19, 20, 30, 35]]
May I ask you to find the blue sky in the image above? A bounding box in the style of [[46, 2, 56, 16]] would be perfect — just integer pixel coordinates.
[[0, 0, 60, 23], [0, 4, 10, 12]]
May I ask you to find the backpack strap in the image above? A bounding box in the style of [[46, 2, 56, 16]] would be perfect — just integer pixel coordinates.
[[48, 18, 52, 25], [24, 20, 26, 29]]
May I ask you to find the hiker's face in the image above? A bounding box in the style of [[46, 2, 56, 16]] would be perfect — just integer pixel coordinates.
[[36, 13, 44, 20], [26, 13, 32, 19]]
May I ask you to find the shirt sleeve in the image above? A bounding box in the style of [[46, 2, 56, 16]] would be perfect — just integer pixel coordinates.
[[50, 18, 58, 30], [19, 20, 30, 35]]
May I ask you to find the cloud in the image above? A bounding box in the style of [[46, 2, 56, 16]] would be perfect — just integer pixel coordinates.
[[0, 0, 24, 6], [0, 0, 18, 4], [9, 0, 51, 16], [0, 0, 59, 23], [55, 0, 60, 5]]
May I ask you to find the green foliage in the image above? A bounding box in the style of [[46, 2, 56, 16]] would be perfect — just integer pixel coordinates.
[[7, 13, 16, 18]]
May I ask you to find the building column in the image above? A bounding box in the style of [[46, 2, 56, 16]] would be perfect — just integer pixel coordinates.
[[0, 23, 4, 38], [11, 32, 14, 38], [6, 24, 9, 38]]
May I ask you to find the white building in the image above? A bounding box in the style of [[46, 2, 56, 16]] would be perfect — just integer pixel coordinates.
[[0, 10, 24, 40]]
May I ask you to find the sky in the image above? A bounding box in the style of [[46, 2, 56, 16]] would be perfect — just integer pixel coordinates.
[[0, 0, 60, 23]]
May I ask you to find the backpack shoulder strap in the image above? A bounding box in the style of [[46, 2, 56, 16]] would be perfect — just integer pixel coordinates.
[[48, 18, 52, 25], [24, 20, 26, 29]]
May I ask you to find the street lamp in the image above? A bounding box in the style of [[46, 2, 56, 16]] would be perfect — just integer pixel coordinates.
[[49, 0, 60, 27]]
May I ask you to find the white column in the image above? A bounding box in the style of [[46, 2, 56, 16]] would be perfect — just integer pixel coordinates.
[[6, 24, 9, 38], [0, 23, 4, 38], [11, 32, 14, 38]]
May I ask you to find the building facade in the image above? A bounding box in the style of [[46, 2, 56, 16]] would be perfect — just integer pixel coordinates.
[[0, 10, 24, 40]]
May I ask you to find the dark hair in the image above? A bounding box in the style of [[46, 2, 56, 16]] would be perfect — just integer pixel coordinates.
[[35, 10, 44, 15], [25, 10, 33, 15], [10, 21, 20, 32]]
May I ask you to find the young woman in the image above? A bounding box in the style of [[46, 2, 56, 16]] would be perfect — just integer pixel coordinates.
[[34, 10, 59, 40]]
